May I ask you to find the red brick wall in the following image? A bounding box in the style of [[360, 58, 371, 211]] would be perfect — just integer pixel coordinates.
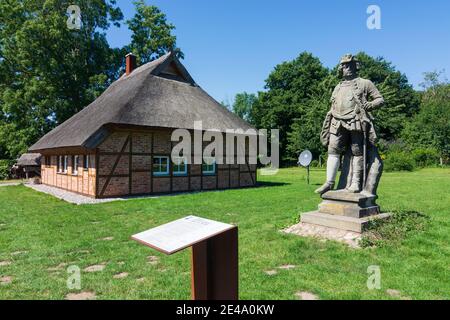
[[41, 127, 257, 198]]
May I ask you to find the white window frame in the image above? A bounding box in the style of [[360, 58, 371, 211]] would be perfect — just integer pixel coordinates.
[[202, 157, 216, 175], [63, 155, 68, 173], [153, 156, 170, 176], [172, 156, 187, 176], [83, 155, 89, 171], [73, 155, 79, 175], [58, 156, 63, 173]]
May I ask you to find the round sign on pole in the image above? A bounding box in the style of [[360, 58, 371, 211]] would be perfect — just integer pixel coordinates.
[[298, 150, 312, 167]]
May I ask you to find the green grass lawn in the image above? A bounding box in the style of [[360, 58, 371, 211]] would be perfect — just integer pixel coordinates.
[[0, 168, 449, 300]]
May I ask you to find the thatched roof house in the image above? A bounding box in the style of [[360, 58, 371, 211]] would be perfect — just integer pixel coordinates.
[[17, 153, 41, 167], [30, 52, 252, 152], [13, 153, 41, 179], [30, 52, 256, 198]]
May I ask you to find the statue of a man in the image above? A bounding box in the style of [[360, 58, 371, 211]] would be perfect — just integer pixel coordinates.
[[315, 54, 385, 196]]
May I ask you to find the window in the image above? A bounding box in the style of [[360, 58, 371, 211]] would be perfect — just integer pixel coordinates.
[[202, 157, 216, 175], [83, 155, 89, 171], [73, 155, 79, 175], [45, 156, 51, 167], [63, 156, 68, 173], [153, 156, 169, 176], [57, 156, 63, 173], [172, 157, 187, 176]]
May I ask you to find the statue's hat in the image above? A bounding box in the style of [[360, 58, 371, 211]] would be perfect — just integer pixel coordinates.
[[339, 54, 359, 65]]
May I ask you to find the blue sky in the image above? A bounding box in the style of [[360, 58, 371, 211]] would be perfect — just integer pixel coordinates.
[[106, 0, 450, 103]]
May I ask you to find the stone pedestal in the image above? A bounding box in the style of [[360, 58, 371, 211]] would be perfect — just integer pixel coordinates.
[[301, 190, 390, 233]]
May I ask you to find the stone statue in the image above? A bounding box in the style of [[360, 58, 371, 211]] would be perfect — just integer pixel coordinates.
[[315, 54, 384, 197]]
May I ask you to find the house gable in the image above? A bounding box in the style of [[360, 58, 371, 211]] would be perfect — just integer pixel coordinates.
[[151, 54, 196, 85]]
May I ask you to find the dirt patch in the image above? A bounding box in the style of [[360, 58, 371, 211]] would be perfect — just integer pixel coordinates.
[[100, 236, 114, 241], [278, 264, 296, 270], [74, 250, 90, 255], [295, 291, 319, 300], [0, 276, 13, 285], [137, 277, 145, 283], [113, 272, 129, 279], [84, 263, 106, 272], [65, 291, 96, 300], [0, 260, 12, 266], [386, 289, 411, 300], [284, 222, 361, 248], [147, 256, 159, 265], [264, 270, 278, 276], [11, 251, 28, 256], [47, 263, 67, 272]]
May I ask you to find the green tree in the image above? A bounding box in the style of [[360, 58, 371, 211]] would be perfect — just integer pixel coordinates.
[[353, 52, 420, 141], [287, 75, 338, 160], [402, 72, 450, 163], [232, 92, 257, 123], [127, 0, 183, 64], [0, 0, 181, 162], [252, 52, 329, 162], [0, 0, 124, 159]]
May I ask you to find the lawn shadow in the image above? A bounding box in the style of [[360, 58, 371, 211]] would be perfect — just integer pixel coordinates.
[[255, 181, 290, 188]]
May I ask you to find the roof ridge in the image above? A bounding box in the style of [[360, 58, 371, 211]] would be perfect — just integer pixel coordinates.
[[120, 52, 172, 80]]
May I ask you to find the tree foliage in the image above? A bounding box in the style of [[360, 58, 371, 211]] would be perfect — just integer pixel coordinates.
[[402, 73, 450, 162], [0, 0, 180, 161], [232, 92, 257, 124], [127, 0, 183, 64], [353, 52, 420, 141], [236, 51, 423, 164], [251, 52, 329, 161]]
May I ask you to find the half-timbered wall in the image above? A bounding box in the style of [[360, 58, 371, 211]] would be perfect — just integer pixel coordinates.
[[96, 128, 257, 198], [40, 127, 256, 198], [41, 154, 96, 197]]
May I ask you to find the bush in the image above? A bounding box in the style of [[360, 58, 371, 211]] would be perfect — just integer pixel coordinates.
[[0, 159, 12, 180], [412, 148, 440, 167], [309, 160, 319, 167], [361, 211, 428, 248], [384, 151, 415, 172]]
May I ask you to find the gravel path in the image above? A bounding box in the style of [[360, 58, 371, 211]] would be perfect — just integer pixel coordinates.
[[283, 222, 362, 248], [0, 182, 22, 187], [24, 184, 161, 205]]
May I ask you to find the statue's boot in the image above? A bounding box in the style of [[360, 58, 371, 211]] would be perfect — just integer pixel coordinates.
[[315, 154, 340, 195], [347, 156, 363, 193]]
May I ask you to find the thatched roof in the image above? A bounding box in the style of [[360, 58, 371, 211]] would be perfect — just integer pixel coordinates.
[[17, 153, 41, 166], [29, 52, 254, 152]]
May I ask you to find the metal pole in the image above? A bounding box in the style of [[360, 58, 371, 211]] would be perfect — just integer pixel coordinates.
[[307, 165, 310, 185], [363, 128, 367, 189]]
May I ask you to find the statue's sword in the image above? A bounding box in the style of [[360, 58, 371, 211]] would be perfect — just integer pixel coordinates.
[[352, 87, 369, 189]]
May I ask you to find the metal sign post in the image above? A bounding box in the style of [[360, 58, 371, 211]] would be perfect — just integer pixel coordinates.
[[131, 216, 238, 300], [298, 150, 313, 185]]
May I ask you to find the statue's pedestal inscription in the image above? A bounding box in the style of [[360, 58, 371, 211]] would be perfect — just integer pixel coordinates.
[[301, 190, 390, 233]]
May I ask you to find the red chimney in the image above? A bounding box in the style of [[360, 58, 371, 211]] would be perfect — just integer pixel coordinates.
[[126, 53, 137, 76]]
